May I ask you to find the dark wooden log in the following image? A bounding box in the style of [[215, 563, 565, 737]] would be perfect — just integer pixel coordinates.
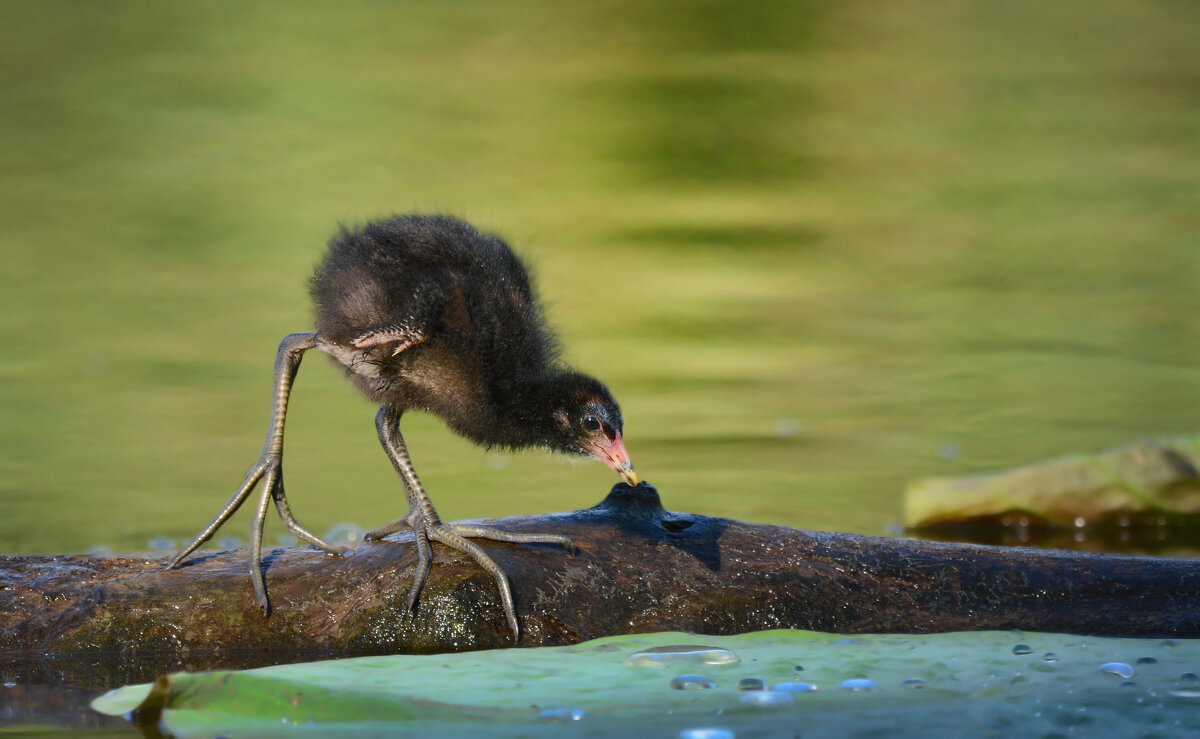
[[2, 482, 1198, 679]]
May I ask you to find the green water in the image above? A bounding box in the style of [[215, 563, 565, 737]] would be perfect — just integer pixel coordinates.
[[1, 1, 1199, 555]]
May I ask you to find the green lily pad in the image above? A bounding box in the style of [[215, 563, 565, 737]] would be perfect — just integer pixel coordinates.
[[92, 629, 1200, 737]]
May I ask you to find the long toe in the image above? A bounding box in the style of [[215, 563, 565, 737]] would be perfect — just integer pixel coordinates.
[[444, 524, 572, 549], [365, 517, 410, 541]]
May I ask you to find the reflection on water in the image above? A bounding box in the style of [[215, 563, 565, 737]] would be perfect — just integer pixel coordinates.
[[594, 2, 817, 186], [913, 514, 1200, 557], [1, 681, 134, 734], [0, 649, 357, 734]]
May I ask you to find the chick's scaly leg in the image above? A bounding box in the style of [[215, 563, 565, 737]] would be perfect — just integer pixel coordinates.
[[166, 332, 344, 614], [367, 406, 570, 640]]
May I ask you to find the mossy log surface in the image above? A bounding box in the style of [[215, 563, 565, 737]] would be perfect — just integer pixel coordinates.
[[904, 437, 1200, 528], [3, 483, 1198, 670]]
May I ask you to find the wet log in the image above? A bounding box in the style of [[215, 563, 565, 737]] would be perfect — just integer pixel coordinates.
[[2, 482, 1198, 671]]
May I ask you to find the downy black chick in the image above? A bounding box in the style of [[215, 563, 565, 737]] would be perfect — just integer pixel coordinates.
[[167, 215, 636, 639]]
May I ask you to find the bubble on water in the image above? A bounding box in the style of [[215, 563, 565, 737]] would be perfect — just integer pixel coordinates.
[[772, 682, 817, 693], [739, 691, 793, 707], [148, 536, 175, 551], [679, 728, 735, 739], [1136, 657, 1158, 665], [670, 674, 716, 690], [737, 678, 765, 691], [323, 523, 365, 545], [840, 678, 879, 692], [539, 708, 585, 722], [1178, 673, 1199, 687], [626, 645, 739, 667], [792, 665, 805, 673], [1160, 639, 1179, 649], [900, 678, 927, 689], [1011, 644, 1033, 655], [1099, 663, 1135, 679], [1073, 516, 1086, 528], [1042, 653, 1059, 662]]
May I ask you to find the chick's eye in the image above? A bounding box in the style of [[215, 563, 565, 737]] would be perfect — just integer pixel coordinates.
[[581, 415, 601, 433]]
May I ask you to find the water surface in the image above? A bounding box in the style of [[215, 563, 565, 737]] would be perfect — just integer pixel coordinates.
[[0, 0, 1197, 556]]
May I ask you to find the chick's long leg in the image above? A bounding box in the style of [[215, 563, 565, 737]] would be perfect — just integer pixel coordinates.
[[367, 405, 570, 640], [166, 332, 344, 614]]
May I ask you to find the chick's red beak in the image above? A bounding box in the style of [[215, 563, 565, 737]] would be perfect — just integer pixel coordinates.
[[589, 430, 638, 486]]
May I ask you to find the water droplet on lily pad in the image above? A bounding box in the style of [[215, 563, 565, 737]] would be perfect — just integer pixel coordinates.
[[772, 681, 817, 693], [1012, 644, 1032, 655], [1042, 653, 1059, 662], [1136, 657, 1158, 665], [1168, 689, 1200, 700], [1099, 663, 1135, 679], [739, 691, 793, 707], [900, 677, 927, 689], [626, 645, 739, 667], [737, 678, 765, 691], [670, 674, 716, 690], [1178, 673, 1199, 687], [679, 728, 735, 739], [539, 708, 585, 722]]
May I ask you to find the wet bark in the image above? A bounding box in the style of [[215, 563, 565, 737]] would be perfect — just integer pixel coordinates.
[[2, 482, 1198, 680]]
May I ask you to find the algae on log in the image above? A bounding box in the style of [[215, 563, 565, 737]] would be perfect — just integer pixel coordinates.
[[2, 483, 1199, 665], [904, 437, 1200, 529]]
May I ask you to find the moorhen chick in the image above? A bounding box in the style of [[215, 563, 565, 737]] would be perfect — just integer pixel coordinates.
[[167, 215, 637, 639]]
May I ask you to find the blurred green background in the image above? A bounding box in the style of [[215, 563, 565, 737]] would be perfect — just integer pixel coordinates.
[[1, 0, 1197, 555]]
